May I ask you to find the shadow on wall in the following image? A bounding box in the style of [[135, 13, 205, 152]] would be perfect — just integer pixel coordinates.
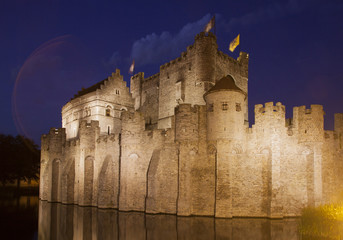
[[38, 201, 301, 240]]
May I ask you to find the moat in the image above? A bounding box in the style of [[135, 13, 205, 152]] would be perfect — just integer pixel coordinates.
[[3, 196, 343, 239], [38, 201, 301, 239]]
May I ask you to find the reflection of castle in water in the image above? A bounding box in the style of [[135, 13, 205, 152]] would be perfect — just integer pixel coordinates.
[[38, 201, 300, 240]]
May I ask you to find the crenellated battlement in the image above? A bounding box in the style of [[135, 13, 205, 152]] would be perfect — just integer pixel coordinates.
[[255, 102, 285, 114], [294, 105, 324, 116], [160, 32, 217, 71], [143, 73, 160, 83], [293, 105, 324, 127], [194, 31, 216, 41], [193, 32, 218, 51], [216, 50, 238, 64], [237, 52, 249, 65], [131, 72, 144, 80], [324, 130, 337, 140], [160, 51, 188, 70], [79, 120, 100, 130], [254, 102, 286, 124], [49, 127, 66, 136]]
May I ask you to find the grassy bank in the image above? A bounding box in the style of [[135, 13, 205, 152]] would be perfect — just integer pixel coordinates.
[[300, 203, 343, 239]]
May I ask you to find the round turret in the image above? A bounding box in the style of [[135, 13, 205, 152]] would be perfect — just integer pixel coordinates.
[[204, 75, 246, 141]]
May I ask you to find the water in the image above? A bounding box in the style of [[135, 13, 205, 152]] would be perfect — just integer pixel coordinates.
[[37, 201, 301, 240], [0, 196, 303, 239], [0, 195, 39, 240]]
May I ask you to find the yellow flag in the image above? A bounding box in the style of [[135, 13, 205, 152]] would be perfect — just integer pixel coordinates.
[[229, 34, 240, 52]]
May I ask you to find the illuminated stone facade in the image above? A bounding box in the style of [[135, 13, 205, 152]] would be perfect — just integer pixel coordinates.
[[40, 32, 343, 218]]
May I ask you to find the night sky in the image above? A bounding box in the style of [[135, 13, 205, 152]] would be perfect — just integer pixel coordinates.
[[1, 0, 343, 145]]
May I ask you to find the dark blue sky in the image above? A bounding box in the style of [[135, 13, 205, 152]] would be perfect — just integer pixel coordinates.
[[1, 0, 343, 145]]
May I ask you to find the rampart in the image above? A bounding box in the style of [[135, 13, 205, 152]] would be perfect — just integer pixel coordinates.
[[40, 31, 343, 218]]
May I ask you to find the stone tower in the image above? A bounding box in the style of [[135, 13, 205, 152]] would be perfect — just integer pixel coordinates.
[[204, 75, 246, 141]]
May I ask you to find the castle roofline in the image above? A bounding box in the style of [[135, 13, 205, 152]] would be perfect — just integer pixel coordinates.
[[71, 78, 107, 100], [204, 75, 246, 98]]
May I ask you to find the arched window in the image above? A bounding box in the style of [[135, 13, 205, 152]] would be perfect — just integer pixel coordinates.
[[105, 105, 112, 117], [107, 126, 111, 135], [106, 109, 111, 117]]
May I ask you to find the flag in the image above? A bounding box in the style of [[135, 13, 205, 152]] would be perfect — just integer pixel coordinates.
[[204, 16, 215, 33], [129, 60, 135, 74], [229, 34, 240, 52]]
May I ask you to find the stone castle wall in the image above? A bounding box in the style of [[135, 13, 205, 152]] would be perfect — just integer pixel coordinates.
[[40, 32, 343, 218]]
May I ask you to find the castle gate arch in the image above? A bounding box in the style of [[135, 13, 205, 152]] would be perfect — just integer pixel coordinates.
[[61, 159, 74, 204], [40, 160, 49, 200], [146, 149, 161, 212], [258, 148, 272, 216], [51, 159, 60, 202], [97, 155, 115, 208], [207, 144, 217, 212], [66, 159, 75, 203], [302, 147, 315, 207], [84, 156, 94, 205]]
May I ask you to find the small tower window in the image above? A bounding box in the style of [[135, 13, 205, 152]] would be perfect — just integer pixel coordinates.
[[222, 102, 228, 111], [236, 103, 241, 112], [106, 108, 111, 117], [208, 103, 213, 112], [107, 126, 111, 135], [115, 89, 120, 95]]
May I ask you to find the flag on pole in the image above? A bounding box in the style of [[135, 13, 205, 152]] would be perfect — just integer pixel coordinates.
[[204, 16, 215, 33], [129, 60, 135, 74], [229, 34, 240, 52]]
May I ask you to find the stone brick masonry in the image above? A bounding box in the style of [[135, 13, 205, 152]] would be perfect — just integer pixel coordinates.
[[40, 32, 343, 218]]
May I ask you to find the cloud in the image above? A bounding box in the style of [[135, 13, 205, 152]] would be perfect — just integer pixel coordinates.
[[129, 1, 303, 67], [108, 51, 121, 66], [131, 14, 212, 67], [221, 0, 300, 32], [103, 51, 121, 69]]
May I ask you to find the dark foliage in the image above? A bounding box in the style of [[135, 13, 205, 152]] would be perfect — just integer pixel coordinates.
[[0, 134, 40, 186]]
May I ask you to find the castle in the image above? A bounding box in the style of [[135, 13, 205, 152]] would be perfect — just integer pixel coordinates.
[[40, 32, 343, 218]]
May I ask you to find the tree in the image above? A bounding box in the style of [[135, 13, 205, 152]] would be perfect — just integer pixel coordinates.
[[0, 134, 40, 188]]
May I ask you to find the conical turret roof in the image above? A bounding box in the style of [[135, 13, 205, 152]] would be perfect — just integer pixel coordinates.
[[204, 75, 246, 97]]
